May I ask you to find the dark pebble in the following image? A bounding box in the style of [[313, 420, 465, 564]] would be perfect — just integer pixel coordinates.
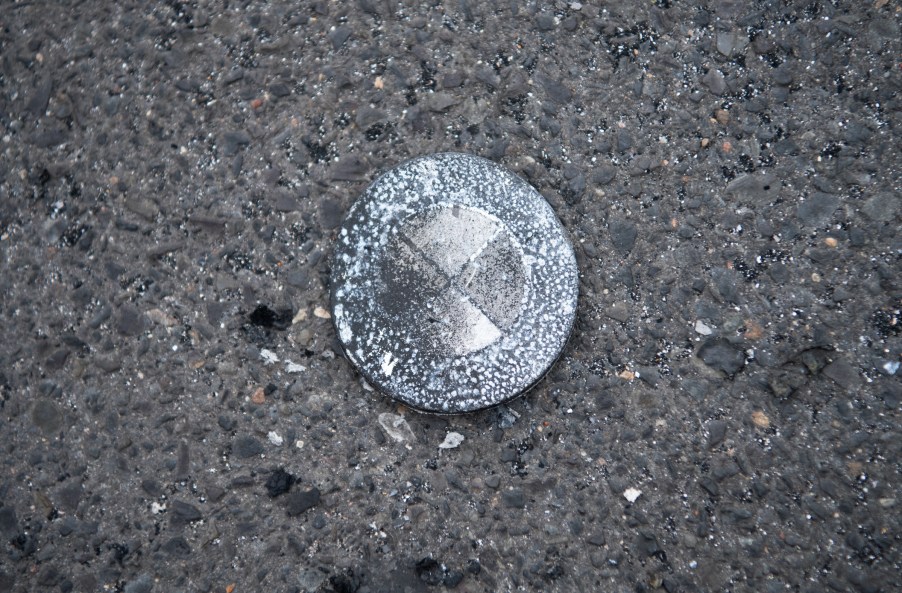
[[264, 468, 296, 497], [311, 513, 327, 529], [707, 420, 727, 447], [116, 306, 146, 337], [608, 217, 637, 254], [26, 77, 53, 116], [32, 399, 62, 434], [269, 82, 291, 97], [697, 339, 746, 375], [170, 500, 202, 523], [163, 536, 192, 558], [286, 487, 321, 516], [822, 359, 859, 390], [592, 166, 616, 185], [248, 305, 292, 330], [232, 435, 265, 458], [535, 73, 572, 104], [220, 130, 251, 157], [502, 488, 526, 509], [329, 25, 352, 49], [797, 192, 840, 227], [702, 69, 726, 95]]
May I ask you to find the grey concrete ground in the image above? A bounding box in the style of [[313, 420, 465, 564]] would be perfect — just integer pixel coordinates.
[[1, 1, 900, 592]]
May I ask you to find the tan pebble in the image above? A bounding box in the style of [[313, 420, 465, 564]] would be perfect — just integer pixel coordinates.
[[751, 410, 770, 429], [251, 386, 266, 404], [700, 138, 710, 148], [617, 370, 635, 381], [292, 309, 308, 324], [811, 272, 821, 283], [824, 237, 838, 248], [313, 306, 331, 319], [190, 359, 206, 369], [374, 76, 384, 89], [722, 140, 733, 153], [715, 109, 730, 125], [744, 320, 764, 340]]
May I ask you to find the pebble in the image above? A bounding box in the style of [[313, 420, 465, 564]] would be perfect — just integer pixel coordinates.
[[438, 432, 465, 449], [697, 338, 746, 374], [286, 487, 321, 516], [695, 320, 714, 336], [264, 468, 295, 497], [502, 488, 526, 509], [377, 413, 416, 443], [232, 435, 265, 458], [608, 217, 637, 254], [623, 488, 642, 503], [797, 193, 840, 227]]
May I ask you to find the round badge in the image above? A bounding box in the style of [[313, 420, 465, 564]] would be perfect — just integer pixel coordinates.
[[330, 153, 578, 413]]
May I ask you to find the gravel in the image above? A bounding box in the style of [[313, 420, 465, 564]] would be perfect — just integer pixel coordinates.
[[0, 1, 899, 591]]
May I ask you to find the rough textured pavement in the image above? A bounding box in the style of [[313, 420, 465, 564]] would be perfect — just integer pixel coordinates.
[[1, 1, 900, 592]]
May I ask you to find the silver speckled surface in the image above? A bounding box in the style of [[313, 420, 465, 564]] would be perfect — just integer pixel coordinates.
[[331, 153, 578, 413]]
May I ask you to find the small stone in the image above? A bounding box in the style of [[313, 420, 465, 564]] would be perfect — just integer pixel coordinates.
[[123, 574, 154, 593], [438, 432, 465, 449], [32, 399, 62, 434], [606, 302, 630, 323], [286, 487, 321, 516], [267, 431, 283, 446], [702, 69, 726, 95], [378, 413, 416, 443], [251, 387, 266, 404], [623, 487, 642, 503], [423, 92, 459, 112], [232, 435, 265, 458], [313, 306, 331, 319], [249, 305, 293, 330], [502, 488, 526, 508], [823, 359, 859, 390], [328, 25, 352, 49], [695, 320, 714, 335], [260, 349, 279, 365], [264, 468, 295, 497], [714, 109, 730, 125], [170, 500, 202, 523], [751, 410, 770, 429], [697, 338, 745, 374], [707, 420, 727, 446], [608, 217, 637, 254], [116, 306, 146, 337], [797, 192, 840, 227]]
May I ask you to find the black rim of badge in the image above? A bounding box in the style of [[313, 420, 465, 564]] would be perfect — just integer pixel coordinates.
[[330, 152, 578, 414]]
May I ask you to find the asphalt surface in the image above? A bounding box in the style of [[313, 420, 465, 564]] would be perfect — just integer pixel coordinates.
[[1, 1, 900, 592]]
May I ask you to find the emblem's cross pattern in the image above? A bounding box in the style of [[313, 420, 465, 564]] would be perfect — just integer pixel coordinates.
[[380, 205, 528, 357]]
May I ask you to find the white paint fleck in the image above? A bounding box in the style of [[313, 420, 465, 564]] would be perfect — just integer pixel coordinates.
[[261, 349, 279, 365], [623, 488, 642, 503], [438, 431, 465, 449], [267, 431, 283, 446], [151, 502, 166, 514], [883, 361, 899, 375], [381, 351, 398, 376]]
